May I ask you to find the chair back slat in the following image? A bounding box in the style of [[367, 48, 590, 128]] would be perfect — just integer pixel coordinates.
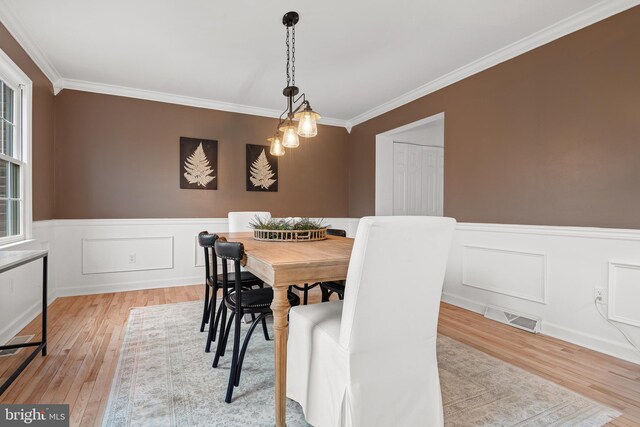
[[214, 239, 245, 314], [198, 231, 219, 281]]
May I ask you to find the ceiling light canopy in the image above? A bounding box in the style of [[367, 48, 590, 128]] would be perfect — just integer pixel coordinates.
[[268, 11, 321, 157]]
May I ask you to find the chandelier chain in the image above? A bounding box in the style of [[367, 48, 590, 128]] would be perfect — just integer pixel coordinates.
[[285, 26, 291, 87], [291, 25, 296, 85], [270, 12, 318, 155]]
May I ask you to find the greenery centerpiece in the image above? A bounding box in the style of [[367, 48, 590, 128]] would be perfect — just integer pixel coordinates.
[[249, 216, 328, 242]]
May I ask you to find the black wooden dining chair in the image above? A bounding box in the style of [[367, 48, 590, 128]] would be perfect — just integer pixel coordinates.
[[198, 231, 262, 352], [291, 228, 348, 304], [212, 239, 300, 403], [290, 283, 318, 305], [319, 228, 348, 302]]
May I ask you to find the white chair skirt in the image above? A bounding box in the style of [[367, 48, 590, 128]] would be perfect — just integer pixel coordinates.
[[287, 301, 347, 426], [287, 300, 444, 427]]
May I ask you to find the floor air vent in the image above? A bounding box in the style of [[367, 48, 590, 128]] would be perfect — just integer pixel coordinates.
[[484, 305, 541, 334]]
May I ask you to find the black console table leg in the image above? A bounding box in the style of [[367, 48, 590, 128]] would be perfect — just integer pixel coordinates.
[[0, 250, 49, 396], [42, 255, 47, 356]]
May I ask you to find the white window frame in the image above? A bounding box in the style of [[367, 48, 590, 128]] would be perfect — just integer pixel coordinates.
[[0, 48, 32, 246]]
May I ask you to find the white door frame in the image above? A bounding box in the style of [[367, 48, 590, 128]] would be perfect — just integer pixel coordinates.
[[375, 112, 445, 215]]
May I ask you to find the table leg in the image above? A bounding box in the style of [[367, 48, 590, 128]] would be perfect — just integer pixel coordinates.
[[271, 285, 291, 427]]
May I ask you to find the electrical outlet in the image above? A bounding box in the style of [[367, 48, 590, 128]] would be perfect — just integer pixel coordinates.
[[594, 287, 607, 304], [128, 254, 136, 264]]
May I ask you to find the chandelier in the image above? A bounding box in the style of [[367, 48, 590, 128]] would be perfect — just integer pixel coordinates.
[[268, 11, 321, 157]]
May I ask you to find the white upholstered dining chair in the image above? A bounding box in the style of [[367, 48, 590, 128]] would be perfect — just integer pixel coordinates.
[[228, 211, 271, 232], [286, 216, 456, 427]]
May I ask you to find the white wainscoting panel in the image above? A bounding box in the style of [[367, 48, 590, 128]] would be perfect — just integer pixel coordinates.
[[446, 223, 640, 364], [462, 245, 547, 304], [10, 218, 639, 364], [194, 234, 223, 270], [2, 218, 362, 346], [608, 261, 640, 327], [82, 236, 174, 274], [0, 221, 55, 345], [51, 218, 359, 297], [194, 234, 207, 268]]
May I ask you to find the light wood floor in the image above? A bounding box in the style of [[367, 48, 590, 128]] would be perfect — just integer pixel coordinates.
[[1, 285, 639, 426]]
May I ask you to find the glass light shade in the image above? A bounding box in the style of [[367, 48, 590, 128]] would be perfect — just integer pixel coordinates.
[[294, 110, 321, 138], [268, 135, 285, 156], [279, 123, 300, 148]]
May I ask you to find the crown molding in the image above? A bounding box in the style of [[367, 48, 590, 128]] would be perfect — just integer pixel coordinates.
[[58, 78, 350, 129], [348, 0, 640, 127], [344, 122, 353, 134], [0, 3, 62, 89]]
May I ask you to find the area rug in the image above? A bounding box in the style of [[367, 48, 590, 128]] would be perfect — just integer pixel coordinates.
[[102, 301, 620, 427]]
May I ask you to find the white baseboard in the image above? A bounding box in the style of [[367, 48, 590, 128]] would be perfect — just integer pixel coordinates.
[[0, 293, 57, 346], [55, 276, 203, 297], [441, 290, 640, 364], [542, 320, 640, 364], [441, 291, 486, 314]]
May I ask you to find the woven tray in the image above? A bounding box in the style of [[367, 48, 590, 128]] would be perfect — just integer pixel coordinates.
[[253, 228, 327, 242]]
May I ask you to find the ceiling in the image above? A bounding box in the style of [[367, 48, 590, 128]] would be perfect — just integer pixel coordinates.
[[1, 0, 636, 127]]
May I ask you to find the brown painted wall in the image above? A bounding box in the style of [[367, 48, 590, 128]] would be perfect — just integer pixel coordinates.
[[0, 23, 55, 220], [53, 90, 349, 219], [348, 7, 640, 228], [6, 7, 640, 224]]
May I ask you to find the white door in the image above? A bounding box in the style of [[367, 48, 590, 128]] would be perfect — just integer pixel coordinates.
[[393, 142, 443, 216]]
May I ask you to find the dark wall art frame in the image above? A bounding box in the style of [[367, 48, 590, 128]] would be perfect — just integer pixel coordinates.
[[246, 144, 278, 192], [180, 137, 218, 190]]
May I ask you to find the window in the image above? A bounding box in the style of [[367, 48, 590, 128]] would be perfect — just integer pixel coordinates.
[[0, 49, 31, 246], [0, 79, 22, 239]]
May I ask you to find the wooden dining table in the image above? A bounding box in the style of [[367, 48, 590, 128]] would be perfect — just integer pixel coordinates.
[[217, 232, 354, 427]]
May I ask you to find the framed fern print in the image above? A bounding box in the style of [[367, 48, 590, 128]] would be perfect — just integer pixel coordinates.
[[180, 137, 217, 190], [246, 144, 278, 192]]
